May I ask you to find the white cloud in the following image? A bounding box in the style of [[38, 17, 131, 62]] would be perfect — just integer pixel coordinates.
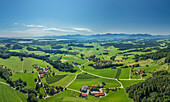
[[43, 28, 77, 32], [72, 27, 92, 32], [25, 24, 45, 28], [14, 23, 18, 25]]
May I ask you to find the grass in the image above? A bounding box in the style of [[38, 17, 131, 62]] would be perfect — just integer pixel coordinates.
[[77, 73, 98, 79], [100, 89, 131, 102], [49, 74, 76, 87], [46, 74, 67, 84], [83, 62, 117, 78], [155, 63, 170, 72], [41, 90, 98, 102], [115, 68, 121, 79], [11, 73, 38, 88], [119, 68, 130, 79], [131, 73, 141, 79], [120, 80, 144, 89], [68, 75, 121, 90], [62, 55, 87, 64], [0, 77, 6, 82], [41, 89, 131, 102], [0, 83, 27, 102], [128, 59, 153, 66]]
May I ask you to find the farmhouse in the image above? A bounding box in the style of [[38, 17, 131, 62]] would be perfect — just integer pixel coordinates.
[[115, 60, 123, 62], [72, 61, 80, 66], [40, 74, 44, 78], [45, 67, 48, 70], [81, 85, 88, 92], [91, 85, 98, 88], [90, 91, 99, 95], [82, 93, 87, 97], [99, 83, 103, 88], [94, 60, 113, 66], [34, 65, 39, 68]]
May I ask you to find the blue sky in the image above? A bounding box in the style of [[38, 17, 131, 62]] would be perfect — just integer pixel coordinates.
[[0, 0, 170, 37]]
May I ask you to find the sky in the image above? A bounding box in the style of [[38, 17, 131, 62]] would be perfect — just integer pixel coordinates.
[[0, 0, 170, 37]]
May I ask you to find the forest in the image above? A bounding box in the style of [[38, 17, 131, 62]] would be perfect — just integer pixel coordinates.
[[126, 70, 169, 102]]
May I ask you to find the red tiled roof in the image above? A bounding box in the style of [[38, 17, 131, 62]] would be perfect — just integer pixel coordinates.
[[99, 92, 105, 96], [40, 74, 44, 78], [91, 85, 97, 88], [95, 94, 99, 97], [82, 93, 87, 96]]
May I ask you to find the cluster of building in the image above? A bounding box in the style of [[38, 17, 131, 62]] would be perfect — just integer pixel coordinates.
[[81, 84, 105, 98], [135, 69, 145, 75], [115, 60, 123, 62], [157, 60, 164, 65], [103, 50, 111, 52], [67, 51, 79, 55], [94, 60, 113, 66], [86, 57, 100, 62], [34, 65, 49, 78], [72, 61, 80, 66]]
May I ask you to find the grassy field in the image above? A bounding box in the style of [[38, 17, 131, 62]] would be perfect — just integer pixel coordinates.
[[41, 89, 132, 102], [155, 63, 170, 72], [0, 78, 6, 82], [120, 80, 144, 89], [49, 74, 76, 87], [68, 74, 121, 90], [77, 73, 98, 79], [0, 83, 27, 102], [62, 55, 87, 64], [115, 68, 121, 79], [46, 74, 67, 84], [128, 59, 153, 66], [83, 62, 117, 78], [11, 73, 38, 88], [0, 56, 58, 73], [119, 68, 130, 79], [41, 90, 99, 102], [100, 89, 132, 102]]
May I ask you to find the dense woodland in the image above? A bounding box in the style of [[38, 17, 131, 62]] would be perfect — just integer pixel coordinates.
[[126, 70, 170, 102]]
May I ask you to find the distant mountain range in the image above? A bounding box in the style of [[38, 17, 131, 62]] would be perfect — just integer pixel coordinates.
[[39, 33, 170, 40]]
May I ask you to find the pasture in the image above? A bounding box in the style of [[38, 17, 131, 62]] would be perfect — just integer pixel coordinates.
[[83, 62, 117, 78], [0, 83, 27, 102], [11, 73, 38, 88], [46, 74, 67, 84], [68, 74, 121, 90], [49, 74, 76, 87]]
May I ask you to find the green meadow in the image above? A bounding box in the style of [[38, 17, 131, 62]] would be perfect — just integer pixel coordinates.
[[12, 73, 38, 88], [83, 62, 117, 78], [0, 83, 27, 102], [46, 74, 67, 84], [49, 74, 76, 87], [68, 74, 121, 90]]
